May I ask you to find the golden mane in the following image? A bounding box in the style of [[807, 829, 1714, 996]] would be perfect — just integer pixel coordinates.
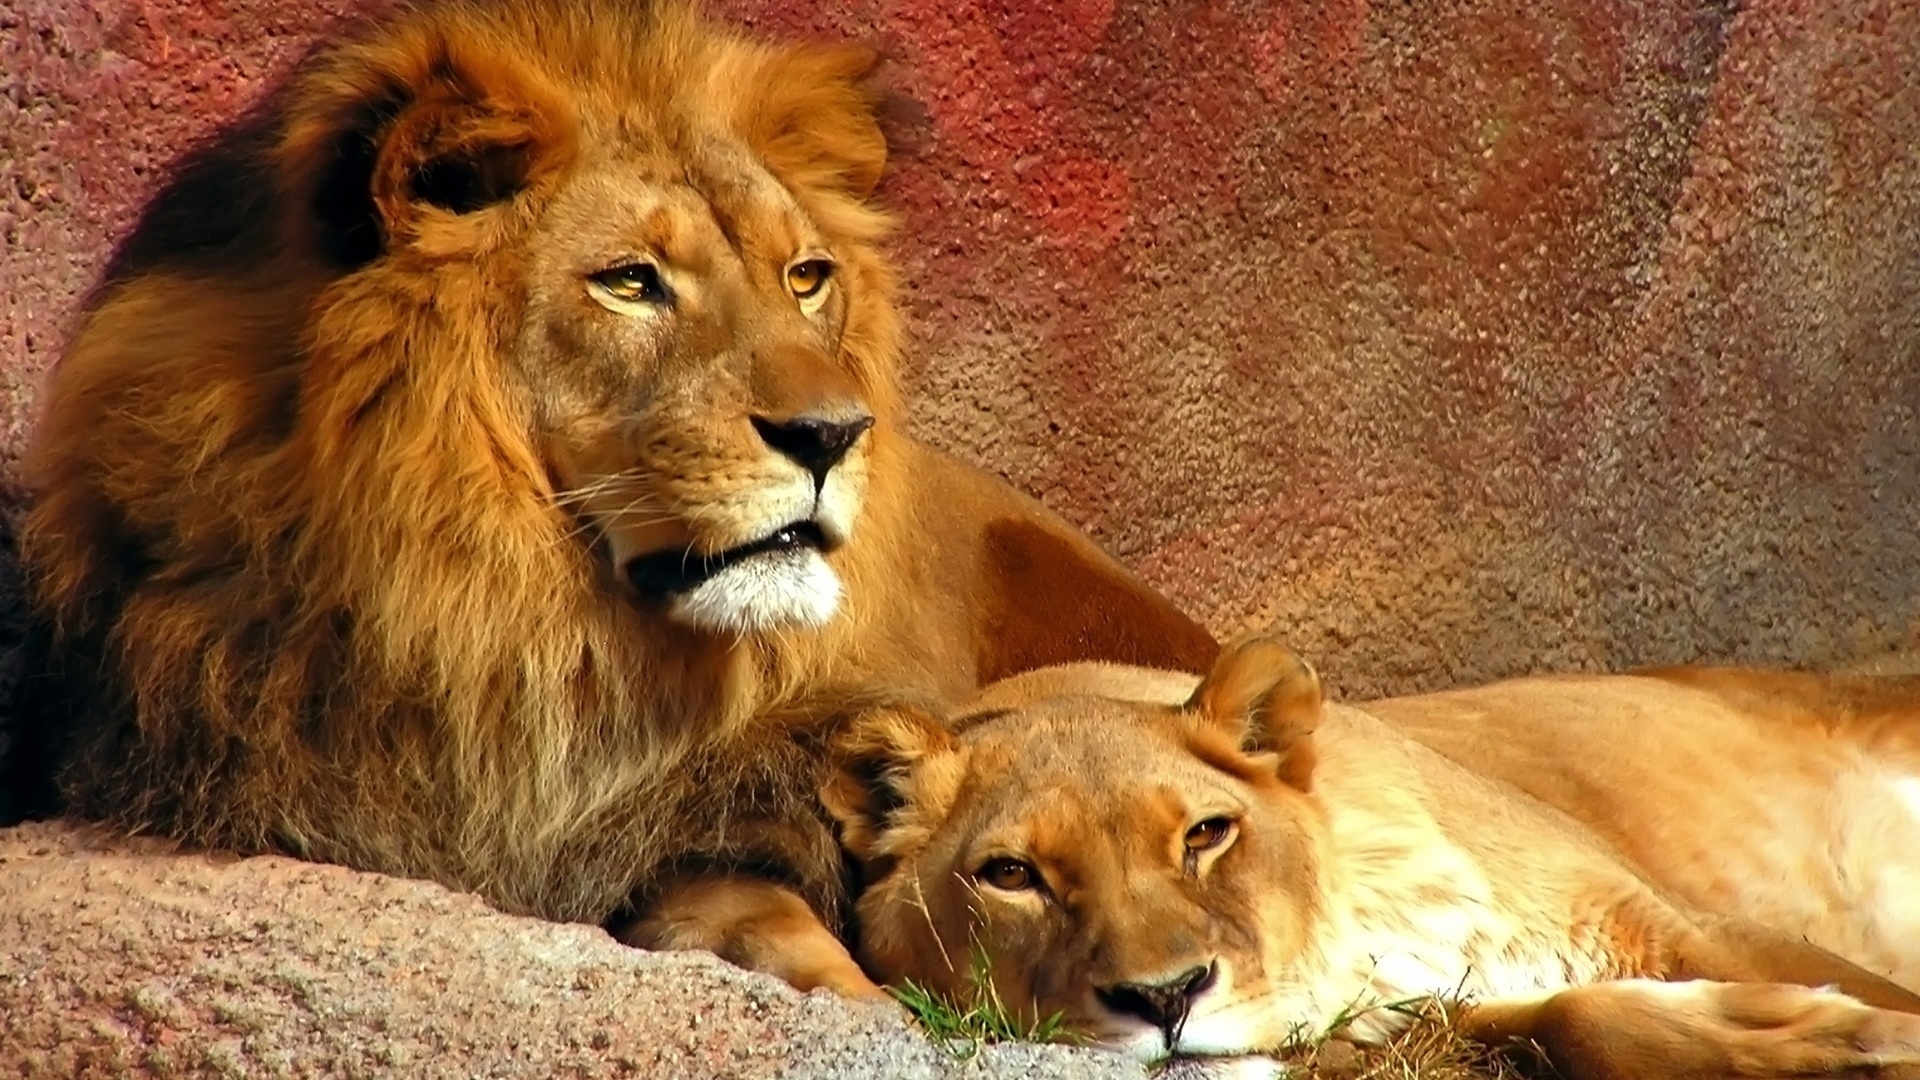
[[18, 0, 1218, 931]]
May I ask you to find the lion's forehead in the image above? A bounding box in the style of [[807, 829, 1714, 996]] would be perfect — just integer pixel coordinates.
[[537, 153, 806, 273], [955, 723, 1259, 854], [964, 704, 1223, 781]]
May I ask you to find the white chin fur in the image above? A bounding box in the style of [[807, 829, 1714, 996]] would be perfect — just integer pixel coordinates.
[[1173, 1010, 1261, 1057], [668, 547, 842, 634], [1108, 1029, 1282, 1080]]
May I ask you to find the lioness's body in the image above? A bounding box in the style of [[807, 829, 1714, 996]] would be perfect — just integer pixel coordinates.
[[833, 645, 1920, 1075], [11, 0, 1214, 989], [1367, 671, 1920, 993]]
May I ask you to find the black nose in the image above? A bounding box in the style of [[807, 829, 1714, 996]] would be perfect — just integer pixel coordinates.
[[751, 413, 875, 486], [1095, 963, 1217, 1040]]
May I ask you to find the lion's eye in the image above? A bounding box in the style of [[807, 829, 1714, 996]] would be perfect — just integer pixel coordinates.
[[975, 857, 1037, 892], [591, 263, 669, 304], [1184, 817, 1235, 852], [786, 258, 833, 300]]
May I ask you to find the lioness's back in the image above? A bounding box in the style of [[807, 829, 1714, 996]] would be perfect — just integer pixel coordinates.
[[1366, 672, 1920, 986]]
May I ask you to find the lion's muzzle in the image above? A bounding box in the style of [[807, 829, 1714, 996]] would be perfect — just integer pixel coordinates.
[[749, 413, 874, 492], [626, 519, 832, 599]]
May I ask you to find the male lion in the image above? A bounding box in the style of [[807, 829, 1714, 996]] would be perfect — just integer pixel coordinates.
[[12, 0, 1214, 994], [828, 636, 1920, 1075]]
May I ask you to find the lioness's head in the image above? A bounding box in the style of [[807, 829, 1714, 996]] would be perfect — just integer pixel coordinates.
[[825, 637, 1327, 1061], [280, 0, 900, 635]]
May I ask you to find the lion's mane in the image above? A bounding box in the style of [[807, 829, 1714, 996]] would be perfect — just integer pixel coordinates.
[[17, 0, 1220, 930], [21, 0, 918, 923]]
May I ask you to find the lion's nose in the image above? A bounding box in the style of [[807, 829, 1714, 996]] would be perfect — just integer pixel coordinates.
[[751, 413, 875, 487], [1095, 962, 1218, 1040]]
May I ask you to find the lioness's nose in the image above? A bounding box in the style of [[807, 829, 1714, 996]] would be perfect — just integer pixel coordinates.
[[1095, 962, 1218, 1037], [751, 413, 875, 486]]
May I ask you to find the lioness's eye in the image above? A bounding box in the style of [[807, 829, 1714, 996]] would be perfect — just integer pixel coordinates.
[[786, 258, 833, 300], [591, 262, 669, 304], [975, 857, 1037, 892], [1185, 817, 1235, 852]]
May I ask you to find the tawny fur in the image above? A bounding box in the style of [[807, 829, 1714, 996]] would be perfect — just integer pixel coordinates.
[[830, 640, 1920, 1077], [17, 0, 1215, 930]]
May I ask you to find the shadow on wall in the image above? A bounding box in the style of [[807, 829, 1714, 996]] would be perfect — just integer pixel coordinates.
[[0, 514, 35, 824]]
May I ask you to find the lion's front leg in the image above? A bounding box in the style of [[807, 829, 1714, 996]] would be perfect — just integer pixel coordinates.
[[618, 873, 890, 1002], [1464, 980, 1920, 1080]]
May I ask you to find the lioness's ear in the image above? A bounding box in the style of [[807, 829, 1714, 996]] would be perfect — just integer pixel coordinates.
[[731, 43, 890, 201], [279, 24, 576, 268], [1185, 634, 1323, 789], [821, 705, 963, 870]]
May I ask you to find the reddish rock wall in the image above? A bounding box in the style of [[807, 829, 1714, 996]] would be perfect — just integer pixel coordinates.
[[4, 0, 1918, 700], [5, 3, 1919, 1076]]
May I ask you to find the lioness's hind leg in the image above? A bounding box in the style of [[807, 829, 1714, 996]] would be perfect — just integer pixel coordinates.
[[1467, 980, 1920, 1080]]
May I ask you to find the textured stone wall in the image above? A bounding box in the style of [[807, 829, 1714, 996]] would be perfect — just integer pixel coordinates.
[[5, 3, 1918, 1077], [5, 0, 1918, 702]]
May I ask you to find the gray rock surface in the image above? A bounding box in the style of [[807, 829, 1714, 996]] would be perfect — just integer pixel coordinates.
[[0, 820, 1174, 1080]]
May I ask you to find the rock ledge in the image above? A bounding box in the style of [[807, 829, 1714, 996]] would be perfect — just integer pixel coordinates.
[[0, 820, 1148, 1079]]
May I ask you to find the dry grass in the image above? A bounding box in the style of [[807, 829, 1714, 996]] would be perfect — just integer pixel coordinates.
[[897, 969, 1549, 1078], [1271, 999, 1543, 1080]]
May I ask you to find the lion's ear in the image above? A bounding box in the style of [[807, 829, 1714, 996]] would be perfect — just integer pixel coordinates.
[[1185, 634, 1323, 789], [732, 43, 890, 202], [279, 29, 576, 268], [820, 705, 963, 871]]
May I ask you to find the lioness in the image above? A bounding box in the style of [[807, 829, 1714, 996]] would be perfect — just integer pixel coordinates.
[[826, 636, 1920, 1076], [11, 0, 1214, 995]]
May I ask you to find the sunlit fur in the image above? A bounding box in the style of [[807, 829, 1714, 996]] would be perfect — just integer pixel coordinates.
[[16, 0, 1205, 929], [832, 640, 1920, 1074]]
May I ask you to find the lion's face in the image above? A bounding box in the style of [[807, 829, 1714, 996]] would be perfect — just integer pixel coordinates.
[[825, 641, 1330, 1062], [267, 2, 902, 639], [516, 144, 887, 633]]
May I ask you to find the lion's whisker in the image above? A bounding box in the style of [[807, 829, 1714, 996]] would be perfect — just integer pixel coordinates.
[[552, 471, 641, 499], [916, 872, 960, 978]]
